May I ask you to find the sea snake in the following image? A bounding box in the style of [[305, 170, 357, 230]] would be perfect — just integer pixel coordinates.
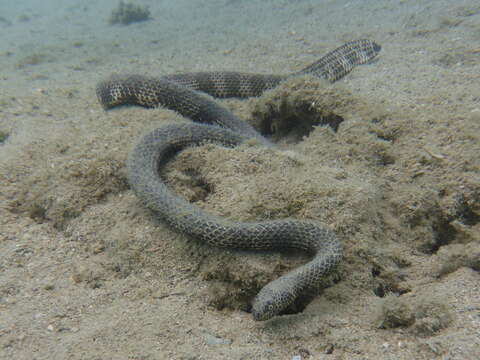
[[96, 39, 381, 320]]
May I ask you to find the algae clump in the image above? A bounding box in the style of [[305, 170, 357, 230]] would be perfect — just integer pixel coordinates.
[[109, 1, 151, 25]]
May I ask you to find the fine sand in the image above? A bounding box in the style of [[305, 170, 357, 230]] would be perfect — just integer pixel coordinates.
[[1, 0, 479, 359]]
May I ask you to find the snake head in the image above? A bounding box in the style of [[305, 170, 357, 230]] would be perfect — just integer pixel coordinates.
[[251, 297, 278, 321], [251, 286, 291, 321]]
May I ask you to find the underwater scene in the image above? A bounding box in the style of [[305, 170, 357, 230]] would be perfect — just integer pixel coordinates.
[[1, 0, 479, 359]]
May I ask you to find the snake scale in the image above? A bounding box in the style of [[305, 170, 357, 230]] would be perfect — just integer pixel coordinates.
[[96, 39, 381, 320]]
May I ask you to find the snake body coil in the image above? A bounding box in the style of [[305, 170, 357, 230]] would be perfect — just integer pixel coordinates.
[[96, 39, 381, 320]]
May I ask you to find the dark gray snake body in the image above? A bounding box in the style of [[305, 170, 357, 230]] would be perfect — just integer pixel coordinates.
[[96, 39, 381, 320]]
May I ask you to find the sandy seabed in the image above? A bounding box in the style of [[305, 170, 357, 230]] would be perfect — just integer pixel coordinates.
[[1, 0, 479, 359]]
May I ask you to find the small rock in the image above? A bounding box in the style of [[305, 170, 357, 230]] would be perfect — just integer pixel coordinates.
[[44, 283, 54, 291], [378, 295, 415, 328]]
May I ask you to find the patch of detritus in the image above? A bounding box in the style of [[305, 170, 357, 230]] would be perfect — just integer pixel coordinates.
[[370, 256, 412, 299], [251, 76, 349, 143], [201, 250, 339, 316], [3, 75, 478, 323], [162, 167, 213, 204], [201, 252, 282, 313], [390, 185, 479, 257], [3, 135, 128, 230], [378, 294, 454, 337], [370, 183, 479, 333]]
